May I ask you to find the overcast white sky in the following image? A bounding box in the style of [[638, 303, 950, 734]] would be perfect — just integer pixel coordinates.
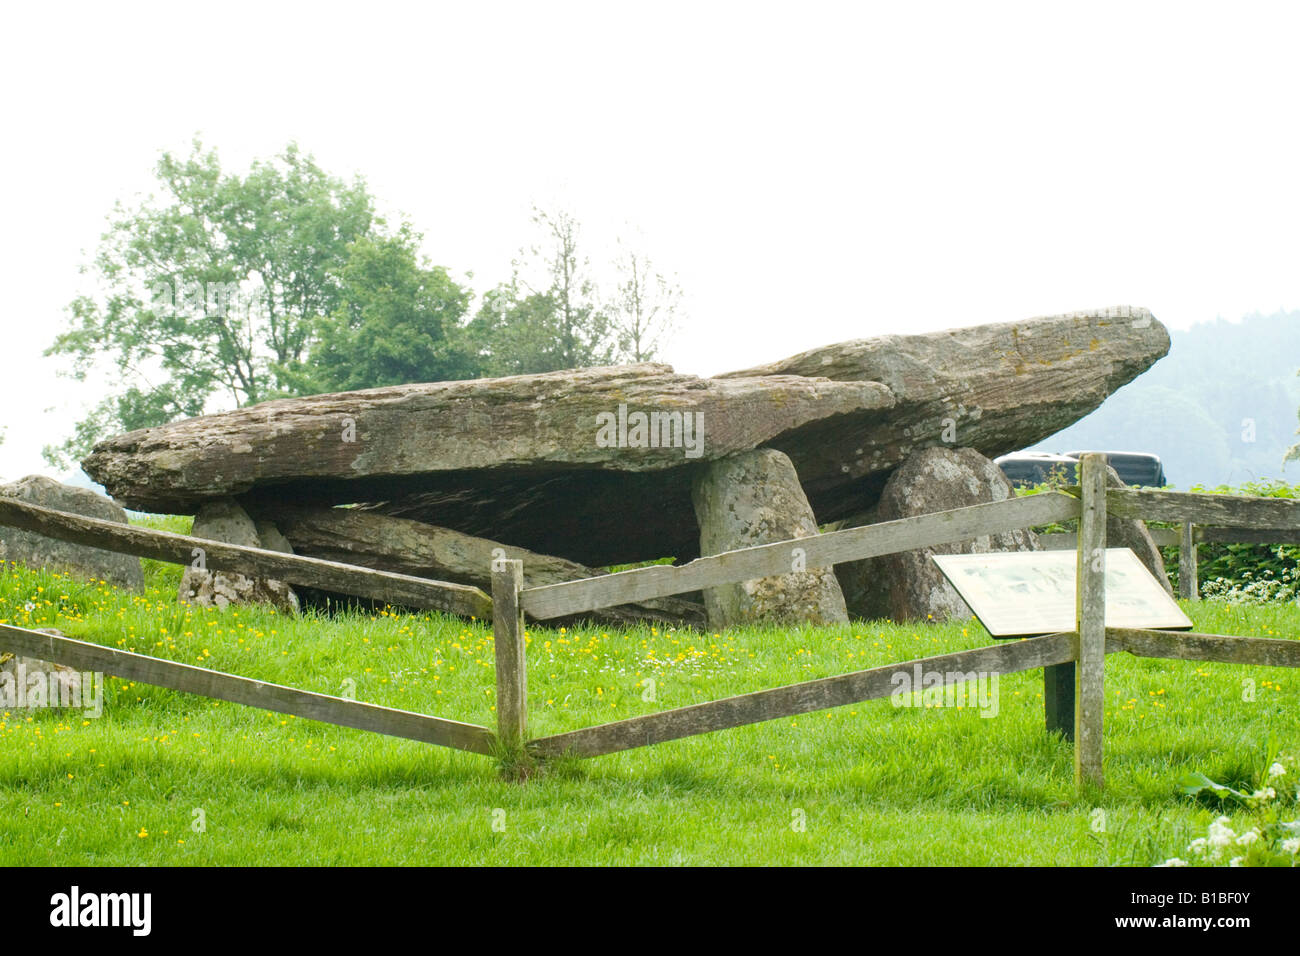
[[2, 0, 1299, 483]]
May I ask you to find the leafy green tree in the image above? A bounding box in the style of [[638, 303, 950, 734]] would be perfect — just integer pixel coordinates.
[[467, 284, 564, 376], [44, 139, 377, 467], [607, 239, 682, 363], [468, 207, 613, 375], [292, 227, 478, 393]]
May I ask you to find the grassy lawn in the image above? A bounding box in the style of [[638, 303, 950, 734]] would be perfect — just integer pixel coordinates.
[[1, 529, 1297, 866]]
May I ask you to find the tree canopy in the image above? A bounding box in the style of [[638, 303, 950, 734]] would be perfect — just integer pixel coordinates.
[[468, 207, 613, 376], [607, 237, 682, 364], [44, 140, 381, 465], [45, 147, 683, 469], [291, 226, 477, 393]]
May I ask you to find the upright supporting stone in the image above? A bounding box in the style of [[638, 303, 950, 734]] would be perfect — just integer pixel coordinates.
[[1074, 454, 1107, 790], [836, 446, 1040, 622], [1101, 463, 1173, 595], [491, 558, 527, 754], [178, 499, 298, 612], [691, 449, 848, 629], [1179, 523, 1199, 601]]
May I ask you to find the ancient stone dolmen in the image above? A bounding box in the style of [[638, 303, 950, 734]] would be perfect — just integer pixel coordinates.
[[72, 306, 1168, 629]]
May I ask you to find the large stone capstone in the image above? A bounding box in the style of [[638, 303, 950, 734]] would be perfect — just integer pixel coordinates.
[[81, 306, 1169, 570], [691, 449, 848, 628], [719, 306, 1169, 529], [835, 446, 1040, 622], [0, 476, 143, 590], [84, 365, 891, 567]]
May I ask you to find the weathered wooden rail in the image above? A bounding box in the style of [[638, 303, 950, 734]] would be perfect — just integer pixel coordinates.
[[527, 632, 1080, 758], [0, 622, 495, 753], [0, 497, 492, 618], [1, 457, 1297, 790], [1041, 527, 1300, 549], [1039, 493, 1300, 600], [0, 497, 498, 756], [520, 492, 1079, 620]]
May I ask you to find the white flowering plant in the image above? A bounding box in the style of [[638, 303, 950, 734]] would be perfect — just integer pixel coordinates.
[[1162, 753, 1300, 866], [1200, 562, 1299, 605]]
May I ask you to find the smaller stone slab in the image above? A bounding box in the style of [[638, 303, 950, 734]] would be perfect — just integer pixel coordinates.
[[0, 475, 143, 590]]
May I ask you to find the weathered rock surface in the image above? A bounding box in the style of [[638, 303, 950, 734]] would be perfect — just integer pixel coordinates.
[[83, 364, 891, 507], [0, 476, 143, 589], [835, 447, 1040, 622], [691, 449, 848, 628], [178, 499, 298, 612], [1103, 464, 1174, 594], [0, 628, 94, 710], [721, 306, 1170, 528], [258, 504, 705, 627], [82, 307, 1168, 568], [84, 365, 891, 567]]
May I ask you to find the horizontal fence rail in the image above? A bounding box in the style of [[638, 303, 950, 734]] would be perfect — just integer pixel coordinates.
[[525, 626, 1300, 761], [0, 498, 492, 619], [522, 491, 1082, 621], [0, 623, 497, 754], [1102, 488, 1300, 530], [528, 632, 1081, 759], [1107, 627, 1300, 667], [1041, 528, 1300, 549], [1039, 489, 1300, 603]]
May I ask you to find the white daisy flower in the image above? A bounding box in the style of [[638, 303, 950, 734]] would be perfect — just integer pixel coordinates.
[[1208, 818, 1236, 849]]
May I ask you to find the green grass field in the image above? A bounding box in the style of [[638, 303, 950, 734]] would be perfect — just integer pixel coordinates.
[[2, 526, 1297, 866]]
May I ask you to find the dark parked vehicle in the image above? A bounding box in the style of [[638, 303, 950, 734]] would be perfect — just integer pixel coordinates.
[[1063, 450, 1166, 487], [993, 452, 1082, 488], [994, 450, 1167, 488]]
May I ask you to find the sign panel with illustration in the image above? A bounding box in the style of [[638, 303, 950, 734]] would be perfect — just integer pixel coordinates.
[[932, 548, 1193, 638]]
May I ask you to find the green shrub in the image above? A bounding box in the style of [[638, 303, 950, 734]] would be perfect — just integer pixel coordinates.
[[1158, 481, 1299, 602]]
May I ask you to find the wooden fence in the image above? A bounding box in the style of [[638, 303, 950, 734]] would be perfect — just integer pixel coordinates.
[[1041, 515, 1300, 601], [503, 457, 1300, 790], [0, 496, 499, 757], [1, 454, 1298, 790]]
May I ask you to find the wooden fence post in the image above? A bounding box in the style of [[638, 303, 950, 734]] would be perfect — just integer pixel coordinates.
[[1074, 454, 1107, 790], [1043, 660, 1075, 739], [491, 558, 527, 756], [1179, 522, 1199, 601]]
